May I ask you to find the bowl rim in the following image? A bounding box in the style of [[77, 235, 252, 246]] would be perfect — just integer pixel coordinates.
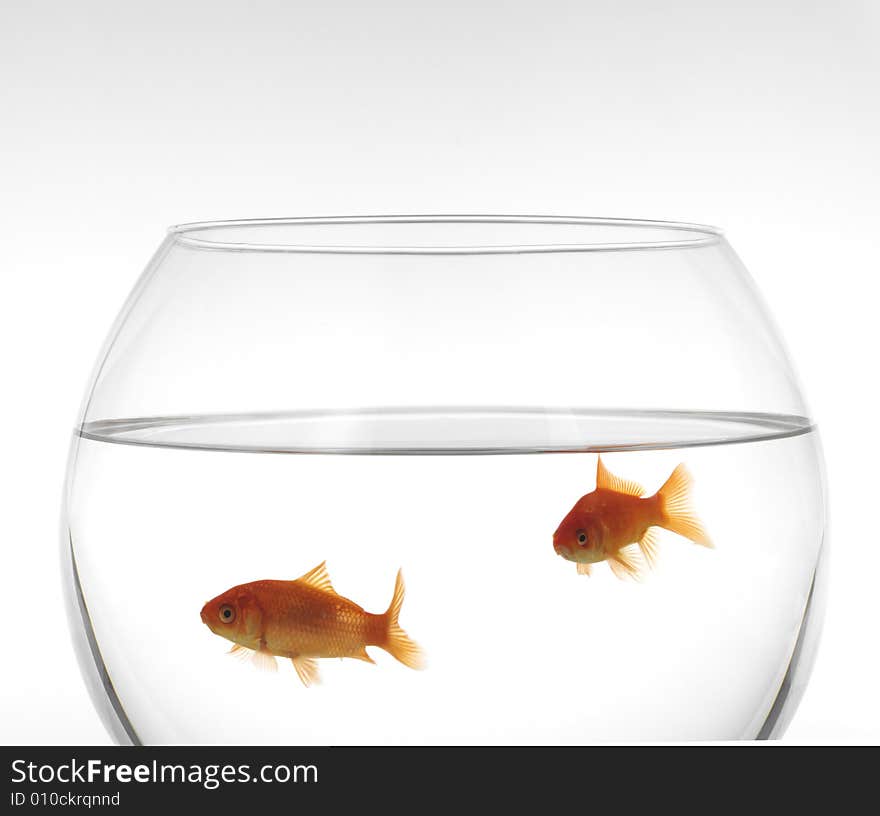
[[168, 214, 723, 255]]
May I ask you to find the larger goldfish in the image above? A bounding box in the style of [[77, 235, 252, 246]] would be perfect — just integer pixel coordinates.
[[200, 562, 424, 686], [553, 456, 712, 579]]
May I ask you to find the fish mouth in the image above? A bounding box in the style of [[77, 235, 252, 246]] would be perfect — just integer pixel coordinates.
[[200, 604, 210, 625]]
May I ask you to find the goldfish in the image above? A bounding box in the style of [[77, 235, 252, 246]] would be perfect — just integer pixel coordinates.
[[200, 562, 424, 686], [552, 456, 712, 579]]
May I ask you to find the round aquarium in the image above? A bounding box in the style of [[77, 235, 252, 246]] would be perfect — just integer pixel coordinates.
[[62, 215, 826, 744]]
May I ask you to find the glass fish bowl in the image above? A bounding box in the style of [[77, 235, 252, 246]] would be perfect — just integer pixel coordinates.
[[62, 215, 826, 744]]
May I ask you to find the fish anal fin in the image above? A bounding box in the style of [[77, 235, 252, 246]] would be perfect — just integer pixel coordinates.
[[638, 527, 660, 569], [576, 562, 592, 576], [596, 456, 644, 497], [608, 545, 647, 582], [350, 647, 376, 664], [296, 560, 339, 594], [291, 656, 321, 687]]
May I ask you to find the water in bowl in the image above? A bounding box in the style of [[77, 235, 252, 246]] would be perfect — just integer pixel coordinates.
[[65, 409, 824, 744]]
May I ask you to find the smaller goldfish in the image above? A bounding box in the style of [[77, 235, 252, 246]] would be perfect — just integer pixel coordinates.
[[201, 562, 424, 686], [553, 456, 712, 579]]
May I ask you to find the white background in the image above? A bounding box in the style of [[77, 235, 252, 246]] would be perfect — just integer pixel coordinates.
[[1, 0, 877, 744]]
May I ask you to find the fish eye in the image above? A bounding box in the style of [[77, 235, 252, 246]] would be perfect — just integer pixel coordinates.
[[218, 604, 236, 624], [577, 532, 587, 545]]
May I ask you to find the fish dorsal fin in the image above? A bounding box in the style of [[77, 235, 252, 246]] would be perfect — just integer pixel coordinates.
[[296, 561, 339, 595], [596, 456, 644, 497]]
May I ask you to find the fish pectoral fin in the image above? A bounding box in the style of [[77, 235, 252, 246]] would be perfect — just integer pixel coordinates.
[[350, 647, 376, 664], [295, 561, 340, 595], [608, 545, 648, 582], [596, 455, 645, 496], [576, 563, 592, 576], [252, 648, 278, 673], [227, 643, 252, 662], [291, 656, 321, 687], [638, 528, 660, 569]]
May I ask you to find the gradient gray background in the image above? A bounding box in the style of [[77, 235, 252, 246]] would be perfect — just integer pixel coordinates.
[[1, 0, 877, 743]]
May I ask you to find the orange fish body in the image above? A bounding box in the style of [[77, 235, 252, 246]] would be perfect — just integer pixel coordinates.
[[201, 562, 423, 686], [553, 456, 712, 579]]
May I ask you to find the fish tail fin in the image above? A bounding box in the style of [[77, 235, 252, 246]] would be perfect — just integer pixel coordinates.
[[656, 463, 713, 548], [381, 569, 425, 670]]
